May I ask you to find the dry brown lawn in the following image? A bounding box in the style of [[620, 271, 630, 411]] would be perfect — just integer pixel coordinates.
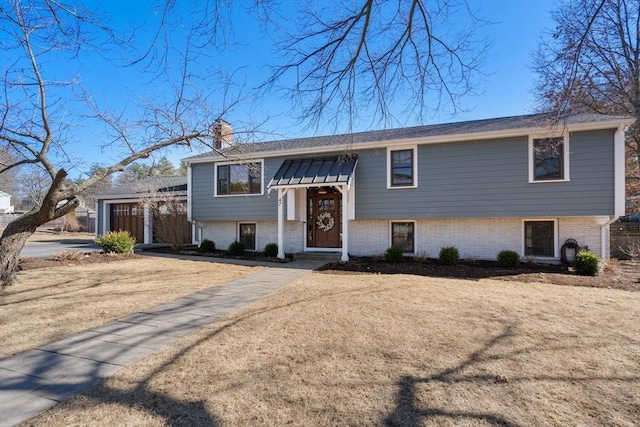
[[22, 272, 640, 426], [0, 258, 261, 359]]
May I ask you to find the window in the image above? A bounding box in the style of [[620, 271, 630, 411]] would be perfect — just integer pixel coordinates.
[[524, 220, 556, 257], [238, 223, 256, 251], [217, 162, 262, 195], [391, 221, 415, 253], [530, 136, 568, 182], [388, 147, 417, 188]]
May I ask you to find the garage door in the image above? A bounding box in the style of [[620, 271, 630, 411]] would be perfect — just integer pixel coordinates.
[[110, 203, 144, 243]]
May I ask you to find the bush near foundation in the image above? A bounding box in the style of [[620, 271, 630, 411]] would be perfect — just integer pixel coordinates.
[[497, 250, 521, 268], [263, 243, 278, 257], [228, 241, 245, 256], [439, 246, 460, 266], [96, 231, 136, 254], [384, 246, 404, 263], [573, 250, 603, 276], [198, 239, 216, 253]]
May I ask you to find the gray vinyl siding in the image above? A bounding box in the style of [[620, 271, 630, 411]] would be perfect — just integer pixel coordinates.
[[355, 129, 615, 218], [190, 128, 616, 221], [190, 159, 280, 221]]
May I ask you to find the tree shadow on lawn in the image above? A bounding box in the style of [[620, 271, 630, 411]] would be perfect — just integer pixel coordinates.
[[8, 286, 639, 426], [382, 322, 640, 426]]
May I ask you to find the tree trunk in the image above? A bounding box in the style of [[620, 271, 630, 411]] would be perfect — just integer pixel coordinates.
[[0, 169, 79, 286], [0, 215, 39, 286]]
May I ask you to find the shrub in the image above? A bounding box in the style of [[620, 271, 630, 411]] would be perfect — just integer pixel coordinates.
[[228, 240, 245, 256], [573, 250, 603, 276], [52, 250, 83, 261], [497, 250, 521, 268], [384, 246, 404, 263], [439, 246, 460, 266], [263, 243, 278, 257], [96, 231, 136, 254], [198, 239, 216, 253]]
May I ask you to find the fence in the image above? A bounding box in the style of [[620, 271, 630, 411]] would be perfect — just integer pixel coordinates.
[[611, 221, 640, 233], [0, 211, 96, 233]]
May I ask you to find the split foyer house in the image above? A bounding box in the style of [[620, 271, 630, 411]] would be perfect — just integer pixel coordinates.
[[182, 113, 630, 262]]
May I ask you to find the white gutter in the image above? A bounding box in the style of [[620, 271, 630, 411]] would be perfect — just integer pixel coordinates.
[[614, 124, 627, 217]]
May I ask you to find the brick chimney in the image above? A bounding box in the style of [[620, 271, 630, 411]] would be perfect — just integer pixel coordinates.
[[212, 119, 233, 150]]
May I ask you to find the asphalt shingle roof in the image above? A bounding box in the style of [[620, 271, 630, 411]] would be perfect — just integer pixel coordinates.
[[97, 176, 187, 197], [184, 112, 632, 161]]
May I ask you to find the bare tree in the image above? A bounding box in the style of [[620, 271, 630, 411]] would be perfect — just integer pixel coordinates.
[[262, 0, 489, 129], [0, 1, 231, 285], [532, 0, 640, 212], [134, 180, 190, 252]]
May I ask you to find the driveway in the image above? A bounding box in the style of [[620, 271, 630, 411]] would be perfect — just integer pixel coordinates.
[[20, 235, 99, 258]]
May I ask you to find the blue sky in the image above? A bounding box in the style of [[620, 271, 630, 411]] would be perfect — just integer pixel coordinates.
[[36, 0, 557, 178]]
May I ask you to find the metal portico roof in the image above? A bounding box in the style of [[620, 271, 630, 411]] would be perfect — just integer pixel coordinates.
[[267, 156, 358, 190]]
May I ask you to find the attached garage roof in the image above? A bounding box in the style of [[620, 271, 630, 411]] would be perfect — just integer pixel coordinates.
[[268, 156, 358, 190]]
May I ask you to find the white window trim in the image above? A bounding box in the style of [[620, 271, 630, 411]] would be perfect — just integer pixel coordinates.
[[522, 218, 559, 259], [389, 220, 417, 255], [387, 145, 418, 189], [528, 134, 570, 183], [214, 159, 265, 197], [237, 221, 258, 251]]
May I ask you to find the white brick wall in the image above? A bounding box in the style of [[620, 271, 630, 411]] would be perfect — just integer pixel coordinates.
[[197, 216, 610, 261], [196, 220, 304, 253], [350, 216, 610, 261]]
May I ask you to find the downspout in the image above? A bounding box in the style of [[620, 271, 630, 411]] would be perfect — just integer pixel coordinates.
[[601, 216, 619, 261], [602, 124, 628, 260]]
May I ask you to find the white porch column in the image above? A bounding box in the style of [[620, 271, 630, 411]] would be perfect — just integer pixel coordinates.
[[341, 185, 349, 261], [277, 188, 287, 259], [143, 206, 152, 244]]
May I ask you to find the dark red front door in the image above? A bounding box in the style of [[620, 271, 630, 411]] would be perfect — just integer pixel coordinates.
[[307, 190, 341, 248]]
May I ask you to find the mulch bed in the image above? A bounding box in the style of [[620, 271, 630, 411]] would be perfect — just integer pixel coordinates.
[[318, 256, 640, 292], [18, 250, 639, 292]]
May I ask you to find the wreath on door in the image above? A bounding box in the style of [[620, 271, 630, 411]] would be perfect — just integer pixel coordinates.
[[316, 212, 335, 232]]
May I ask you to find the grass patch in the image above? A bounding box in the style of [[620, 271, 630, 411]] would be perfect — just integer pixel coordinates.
[[24, 272, 640, 426], [0, 257, 261, 359]]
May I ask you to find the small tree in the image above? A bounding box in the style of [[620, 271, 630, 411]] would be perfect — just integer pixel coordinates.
[[135, 180, 190, 252]]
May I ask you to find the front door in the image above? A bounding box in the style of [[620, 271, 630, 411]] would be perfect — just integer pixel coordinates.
[[307, 189, 341, 248]]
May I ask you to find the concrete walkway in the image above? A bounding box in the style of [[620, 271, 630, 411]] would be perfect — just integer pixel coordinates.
[[0, 258, 324, 427]]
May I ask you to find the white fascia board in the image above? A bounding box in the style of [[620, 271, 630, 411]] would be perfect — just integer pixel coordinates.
[[185, 118, 636, 163], [96, 192, 187, 200]]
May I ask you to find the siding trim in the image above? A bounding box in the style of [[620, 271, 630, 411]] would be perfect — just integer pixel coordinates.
[[386, 145, 418, 189], [213, 159, 265, 197], [528, 133, 570, 183]]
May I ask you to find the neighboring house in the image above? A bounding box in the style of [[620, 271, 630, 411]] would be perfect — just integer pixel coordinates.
[[0, 191, 14, 214], [95, 176, 189, 244], [185, 113, 632, 262]]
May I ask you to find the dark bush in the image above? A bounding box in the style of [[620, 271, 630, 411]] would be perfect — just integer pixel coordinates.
[[96, 230, 136, 254], [198, 239, 216, 253], [228, 240, 245, 256], [263, 243, 278, 257], [573, 250, 603, 276], [384, 246, 404, 263], [439, 246, 460, 266], [497, 250, 521, 268]]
